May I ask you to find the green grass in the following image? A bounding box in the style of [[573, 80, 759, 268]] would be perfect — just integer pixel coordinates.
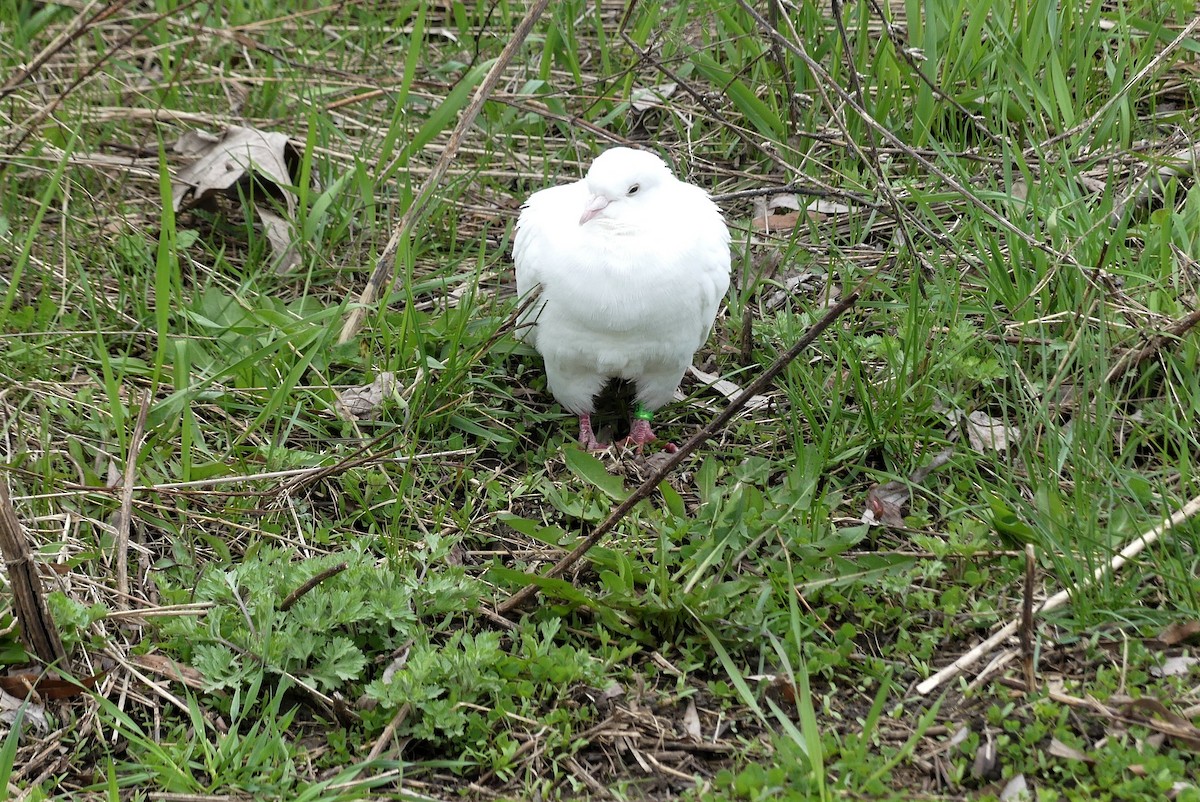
[[2, 0, 1199, 799]]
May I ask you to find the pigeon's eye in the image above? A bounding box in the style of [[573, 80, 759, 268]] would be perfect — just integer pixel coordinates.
[[627, 184, 640, 196]]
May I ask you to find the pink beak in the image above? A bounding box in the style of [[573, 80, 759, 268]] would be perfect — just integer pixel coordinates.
[[579, 194, 609, 225]]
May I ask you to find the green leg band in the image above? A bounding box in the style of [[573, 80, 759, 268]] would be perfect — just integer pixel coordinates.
[[633, 404, 654, 422]]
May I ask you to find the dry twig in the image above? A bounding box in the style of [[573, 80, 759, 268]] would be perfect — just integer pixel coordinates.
[[1021, 544, 1037, 693], [114, 392, 150, 608], [0, 479, 66, 665]]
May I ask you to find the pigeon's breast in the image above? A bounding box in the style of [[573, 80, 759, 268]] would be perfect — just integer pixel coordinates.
[[532, 229, 723, 374]]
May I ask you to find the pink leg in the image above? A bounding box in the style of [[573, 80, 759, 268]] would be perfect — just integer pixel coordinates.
[[624, 418, 656, 451], [578, 413, 604, 451]]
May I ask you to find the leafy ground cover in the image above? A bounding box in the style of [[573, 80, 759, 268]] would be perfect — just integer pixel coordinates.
[[1, 0, 1199, 799]]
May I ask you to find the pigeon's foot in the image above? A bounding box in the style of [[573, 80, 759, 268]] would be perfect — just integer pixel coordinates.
[[621, 417, 657, 453], [578, 413, 605, 451]]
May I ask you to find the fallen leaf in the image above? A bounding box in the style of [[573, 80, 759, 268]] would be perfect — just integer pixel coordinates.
[[638, 448, 676, 475], [862, 480, 908, 527], [999, 774, 1029, 801], [1121, 697, 1200, 749], [751, 210, 803, 231], [763, 268, 828, 311], [0, 668, 106, 700], [861, 448, 954, 526], [751, 193, 802, 232], [381, 644, 412, 685], [1151, 656, 1200, 678], [130, 653, 208, 690], [170, 126, 302, 272], [949, 410, 1020, 452], [257, 206, 298, 272], [946, 724, 971, 750], [1048, 738, 1095, 763], [1, 688, 48, 733], [630, 82, 676, 112], [335, 372, 398, 420], [760, 674, 797, 706], [598, 683, 624, 702], [682, 697, 702, 741], [971, 735, 998, 779], [686, 365, 770, 411], [766, 193, 801, 212], [1169, 782, 1197, 800], [808, 199, 853, 215], [1159, 620, 1200, 645], [751, 196, 854, 231]]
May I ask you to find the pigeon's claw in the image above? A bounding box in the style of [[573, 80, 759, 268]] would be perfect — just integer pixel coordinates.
[[578, 413, 605, 451], [627, 417, 656, 447]]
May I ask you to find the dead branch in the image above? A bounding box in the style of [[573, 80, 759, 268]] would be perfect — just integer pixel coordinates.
[[0, 479, 67, 665], [279, 562, 348, 612]]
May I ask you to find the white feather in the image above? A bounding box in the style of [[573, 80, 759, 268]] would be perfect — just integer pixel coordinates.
[[513, 148, 731, 417]]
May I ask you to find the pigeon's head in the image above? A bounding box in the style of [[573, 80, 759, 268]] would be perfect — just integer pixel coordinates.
[[579, 148, 674, 227]]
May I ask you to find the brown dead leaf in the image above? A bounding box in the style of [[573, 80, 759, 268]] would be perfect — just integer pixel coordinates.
[[752, 211, 803, 231], [1158, 620, 1200, 646], [759, 674, 797, 706], [335, 372, 397, 421], [1121, 697, 1200, 749], [130, 653, 208, 690], [861, 448, 954, 527], [863, 480, 908, 527], [0, 668, 106, 700], [171, 126, 302, 273], [751, 195, 855, 231], [751, 193, 804, 232]]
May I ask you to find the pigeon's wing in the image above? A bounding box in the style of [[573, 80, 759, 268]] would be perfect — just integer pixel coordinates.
[[679, 186, 732, 350], [512, 178, 608, 412], [513, 180, 587, 306]]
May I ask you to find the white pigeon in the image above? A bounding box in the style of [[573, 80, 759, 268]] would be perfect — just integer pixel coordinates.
[[512, 147, 731, 450]]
